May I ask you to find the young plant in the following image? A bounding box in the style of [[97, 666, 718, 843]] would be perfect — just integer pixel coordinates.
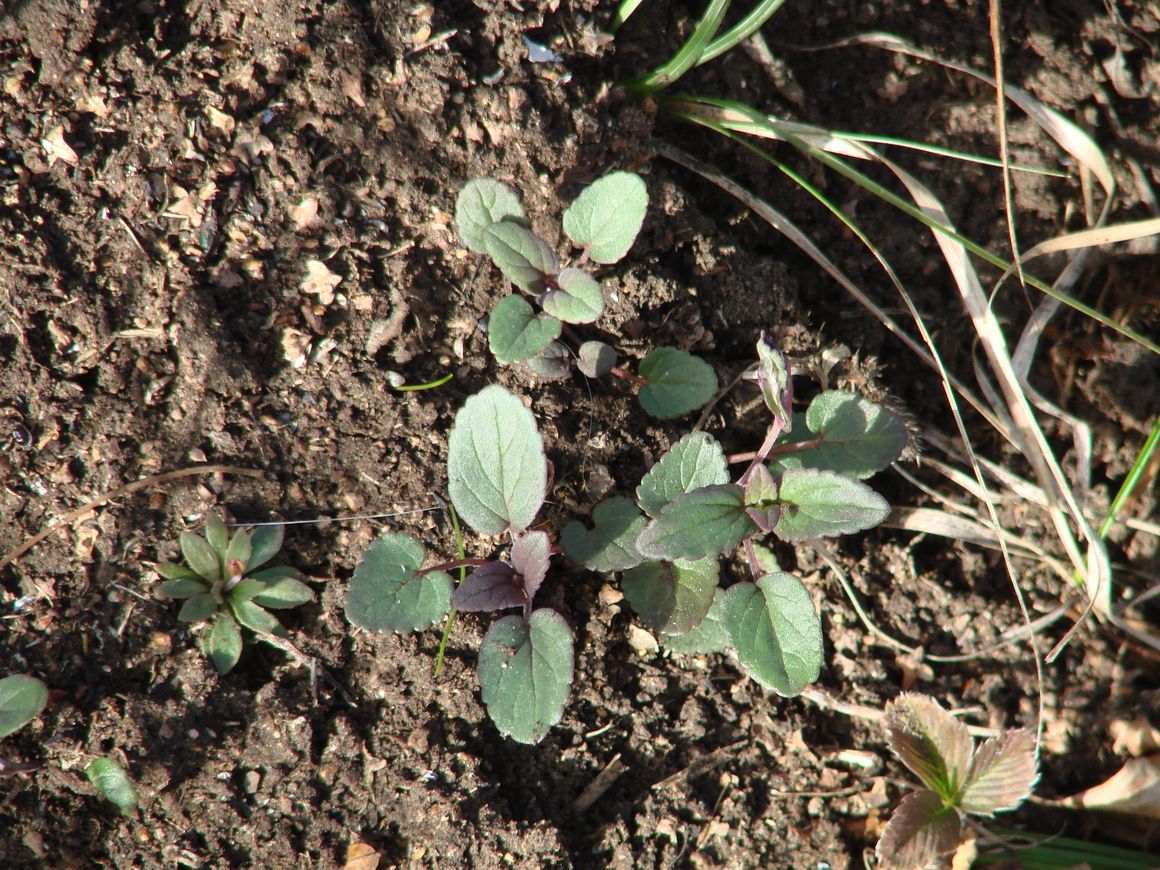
[[86, 757, 139, 815], [455, 174, 717, 419], [0, 673, 47, 777], [345, 385, 573, 744], [562, 334, 907, 695], [877, 693, 1038, 870], [153, 515, 315, 674]]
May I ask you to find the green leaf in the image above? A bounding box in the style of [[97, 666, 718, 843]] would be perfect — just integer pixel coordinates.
[[560, 497, 647, 572], [960, 729, 1038, 815], [226, 527, 253, 573], [204, 514, 229, 555], [636, 431, 730, 518], [229, 599, 286, 636], [156, 578, 209, 599], [478, 609, 574, 744], [152, 561, 202, 582], [772, 468, 890, 541], [768, 391, 908, 479], [561, 171, 648, 264], [86, 758, 139, 815], [542, 268, 603, 324], [483, 222, 559, 293], [250, 575, 315, 609], [636, 485, 754, 561], [247, 524, 284, 572], [447, 385, 547, 535], [178, 593, 220, 623], [577, 340, 616, 378], [180, 531, 221, 581], [524, 341, 571, 380], [661, 588, 730, 655], [721, 572, 822, 696], [756, 333, 793, 429], [622, 557, 718, 635], [229, 578, 265, 600], [456, 178, 527, 253], [638, 347, 717, 420], [875, 788, 961, 870], [205, 613, 243, 674], [488, 295, 563, 363], [0, 674, 48, 738], [884, 694, 974, 803], [345, 531, 453, 632]]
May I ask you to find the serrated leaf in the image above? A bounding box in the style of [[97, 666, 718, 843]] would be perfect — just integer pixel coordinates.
[[178, 593, 219, 623], [346, 531, 453, 632], [577, 340, 616, 378], [638, 347, 717, 420], [488, 295, 563, 363], [636, 485, 754, 561], [561, 497, 647, 572], [524, 341, 571, 380], [230, 599, 286, 636], [250, 575, 315, 609], [562, 171, 647, 264], [511, 531, 551, 604], [875, 788, 962, 870], [205, 613, 243, 674], [721, 572, 822, 696], [661, 588, 731, 655], [542, 268, 603, 324], [456, 178, 527, 252], [447, 385, 547, 535], [478, 609, 574, 744], [959, 729, 1038, 815], [636, 431, 729, 518], [772, 468, 889, 541], [884, 693, 974, 802], [156, 577, 208, 599], [0, 674, 48, 738], [180, 531, 221, 581], [768, 391, 908, 479], [622, 558, 718, 635], [247, 524, 284, 572], [483, 222, 559, 293], [452, 562, 524, 613], [205, 514, 229, 555], [86, 758, 139, 815]]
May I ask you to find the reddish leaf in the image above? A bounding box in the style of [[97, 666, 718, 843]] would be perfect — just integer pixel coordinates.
[[960, 729, 1038, 815], [511, 531, 551, 604], [885, 694, 973, 801], [876, 788, 962, 870], [451, 562, 524, 613]]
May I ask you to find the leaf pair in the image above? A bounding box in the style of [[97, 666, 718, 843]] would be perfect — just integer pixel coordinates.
[[877, 694, 1038, 870]]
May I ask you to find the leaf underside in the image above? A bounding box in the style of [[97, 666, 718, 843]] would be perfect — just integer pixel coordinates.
[[959, 729, 1038, 815], [452, 561, 524, 613]]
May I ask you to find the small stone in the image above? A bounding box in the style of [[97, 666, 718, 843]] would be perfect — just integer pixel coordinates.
[[243, 770, 261, 794]]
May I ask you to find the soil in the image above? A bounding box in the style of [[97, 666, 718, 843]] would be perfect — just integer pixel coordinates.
[[1, 1, 1158, 868]]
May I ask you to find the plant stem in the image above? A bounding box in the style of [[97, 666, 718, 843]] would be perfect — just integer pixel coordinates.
[[609, 366, 647, 385], [729, 436, 826, 464], [738, 419, 785, 485], [422, 557, 488, 575]]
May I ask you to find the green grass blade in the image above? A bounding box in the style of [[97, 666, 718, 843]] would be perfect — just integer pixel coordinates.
[[611, 0, 647, 32], [697, 0, 788, 64], [1099, 415, 1160, 539], [620, 0, 731, 95]]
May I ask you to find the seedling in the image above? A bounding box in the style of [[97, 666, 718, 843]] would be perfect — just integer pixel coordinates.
[[345, 385, 574, 744], [562, 334, 907, 695], [0, 673, 47, 776], [86, 757, 139, 815], [877, 693, 1038, 870], [153, 515, 315, 674], [455, 174, 717, 419]]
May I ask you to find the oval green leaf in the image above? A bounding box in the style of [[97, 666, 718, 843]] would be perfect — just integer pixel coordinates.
[[345, 531, 453, 632], [561, 171, 647, 264], [524, 341, 571, 380], [622, 557, 718, 635], [478, 609, 574, 744], [661, 587, 731, 655], [772, 468, 890, 541], [577, 340, 616, 378], [204, 514, 229, 555], [636, 431, 729, 518], [768, 391, 908, 479], [230, 599, 287, 637], [721, 572, 822, 696], [205, 613, 243, 674], [635, 484, 754, 561], [488, 295, 562, 364], [638, 347, 717, 420], [483, 222, 559, 293], [180, 531, 221, 582], [178, 593, 219, 624], [561, 497, 647, 572], [542, 268, 603, 324], [250, 574, 315, 610], [0, 674, 48, 738], [86, 758, 139, 815], [456, 178, 527, 253], [447, 385, 547, 535], [156, 577, 209, 599], [247, 524, 285, 572]]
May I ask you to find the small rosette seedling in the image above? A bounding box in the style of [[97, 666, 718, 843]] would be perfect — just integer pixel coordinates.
[[345, 385, 574, 745], [153, 515, 315, 674], [877, 693, 1038, 870], [563, 335, 907, 697]]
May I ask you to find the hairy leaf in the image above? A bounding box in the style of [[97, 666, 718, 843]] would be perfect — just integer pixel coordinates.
[[884, 693, 974, 802], [768, 391, 908, 479], [638, 347, 717, 420], [875, 788, 962, 870], [230, 599, 286, 636], [636, 485, 754, 561], [178, 593, 219, 623], [483, 222, 559, 293], [561, 497, 647, 572], [524, 341, 571, 380], [247, 524, 284, 572], [756, 333, 793, 429], [226, 527, 252, 574], [478, 609, 574, 744], [721, 573, 822, 696], [456, 178, 527, 252], [0, 674, 48, 738], [488, 295, 562, 364], [636, 431, 729, 518], [511, 530, 551, 603], [960, 729, 1038, 815], [452, 562, 524, 613], [542, 268, 603, 324], [152, 561, 202, 582], [577, 340, 616, 378], [661, 588, 731, 655], [346, 531, 453, 632], [562, 171, 647, 264], [86, 758, 139, 815], [622, 558, 718, 635], [180, 531, 221, 582], [772, 468, 890, 541], [249, 573, 315, 609], [156, 577, 208, 599], [205, 514, 229, 555], [205, 613, 243, 674]]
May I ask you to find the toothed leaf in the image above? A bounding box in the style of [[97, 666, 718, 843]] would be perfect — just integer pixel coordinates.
[[636, 431, 729, 519]]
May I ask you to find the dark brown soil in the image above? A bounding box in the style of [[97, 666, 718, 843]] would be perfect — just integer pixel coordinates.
[[2, 1, 1158, 868]]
